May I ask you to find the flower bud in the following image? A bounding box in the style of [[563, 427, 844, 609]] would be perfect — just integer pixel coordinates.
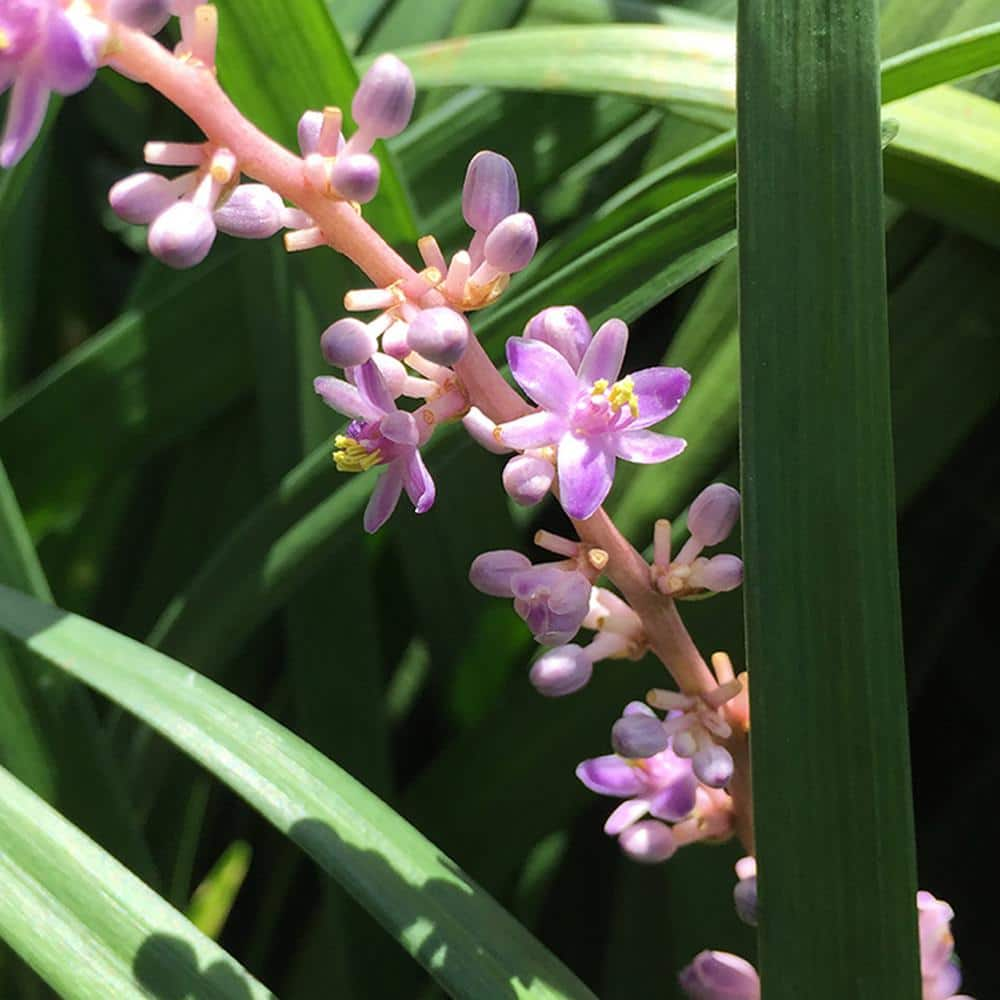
[[370, 352, 407, 397], [502, 454, 554, 506], [469, 550, 532, 598], [297, 110, 323, 156], [693, 554, 744, 593], [108, 0, 171, 33], [109, 172, 179, 224], [406, 307, 469, 366], [611, 714, 669, 759], [672, 729, 698, 758], [214, 184, 285, 239], [330, 152, 380, 203], [618, 820, 676, 863], [529, 644, 593, 697], [320, 318, 378, 369], [678, 951, 760, 1000], [734, 875, 758, 927], [147, 201, 216, 269], [352, 54, 415, 139], [462, 150, 519, 234], [512, 565, 591, 646], [688, 483, 740, 545], [483, 212, 538, 273], [692, 744, 734, 788], [523, 306, 591, 370]]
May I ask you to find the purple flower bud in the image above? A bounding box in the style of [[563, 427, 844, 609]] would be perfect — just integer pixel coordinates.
[[109, 172, 179, 224], [483, 212, 538, 273], [352, 54, 415, 139], [147, 201, 216, 269], [529, 644, 593, 697], [733, 875, 758, 927], [611, 714, 669, 759], [330, 152, 380, 204], [214, 184, 285, 239], [618, 820, 676, 863], [502, 454, 554, 507], [462, 150, 519, 234], [688, 483, 740, 545], [523, 306, 592, 371], [511, 565, 591, 646], [406, 307, 469, 366], [623, 700, 655, 718], [695, 554, 744, 593], [678, 951, 760, 1000], [320, 318, 378, 369], [692, 744, 734, 788], [297, 110, 323, 156], [469, 550, 532, 598], [108, 0, 171, 33]]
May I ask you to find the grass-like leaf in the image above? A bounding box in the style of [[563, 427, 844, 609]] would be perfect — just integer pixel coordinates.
[[737, 1, 920, 995], [0, 765, 271, 999], [0, 585, 597, 1000]]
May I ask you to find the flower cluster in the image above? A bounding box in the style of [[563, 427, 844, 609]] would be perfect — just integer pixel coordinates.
[[678, 885, 974, 1000]]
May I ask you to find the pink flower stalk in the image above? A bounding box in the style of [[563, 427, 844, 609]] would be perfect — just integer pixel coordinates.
[[495, 316, 690, 519], [652, 483, 744, 597], [314, 359, 435, 532], [1, 0, 104, 168], [469, 549, 592, 647], [576, 702, 733, 863]]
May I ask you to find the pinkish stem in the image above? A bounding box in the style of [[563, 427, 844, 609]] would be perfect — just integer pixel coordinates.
[[108, 23, 753, 852]]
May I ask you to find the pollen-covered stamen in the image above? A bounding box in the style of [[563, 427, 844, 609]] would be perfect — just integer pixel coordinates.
[[332, 434, 381, 472]]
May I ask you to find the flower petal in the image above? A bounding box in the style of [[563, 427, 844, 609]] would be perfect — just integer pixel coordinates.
[[0, 73, 47, 169], [313, 376, 381, 422], [380, 410, 418, 446], [577, 318, 627, 385], [496, 410, 566, 450], [401, 450, 435, 514], [43, 8, 98, 94], [506, 337, 579, 414], [576, 755, 646, 797], [557, 432, 615, 520], [363, 465, 403, 533], [604, 797, 651, 836], [353, 358, 396, 415], [612, 429, 686, 464], [629, 366, 691, 428]]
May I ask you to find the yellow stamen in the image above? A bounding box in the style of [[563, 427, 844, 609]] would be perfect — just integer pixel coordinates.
[[607, 376, 640, 418], [0, 29, 11, 51], [332, 435, 381, 473]]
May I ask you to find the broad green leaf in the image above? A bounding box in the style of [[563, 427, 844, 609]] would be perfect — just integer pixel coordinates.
[[0, 765, 272, 999], [0, 585, 597, 1000], [388, 26, 737, 110], [215, 0, 415, 244], [451, 0, 529, 36], [737, 0, 919, 994], [524, 0, 725, 30]]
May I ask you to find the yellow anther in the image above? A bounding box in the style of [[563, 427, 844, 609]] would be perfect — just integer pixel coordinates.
[[590, 379, 609, 398], [607, 376, 640, 418], [0, 29, 10, 51], [332, 435, 381, 473]]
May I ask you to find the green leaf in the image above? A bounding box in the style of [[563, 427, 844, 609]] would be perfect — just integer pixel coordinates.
[[0, 765, 272, 999], [0, 585, 597, 1000], [186, 841, 252, 941], [880, 21, 1000, 102], [737, 0, 919, 995], [214, 0, 416, 243]]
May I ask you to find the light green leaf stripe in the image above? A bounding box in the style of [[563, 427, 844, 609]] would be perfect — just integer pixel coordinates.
[[0, 765, 272, 1000], [0, 585, 597, 1000]]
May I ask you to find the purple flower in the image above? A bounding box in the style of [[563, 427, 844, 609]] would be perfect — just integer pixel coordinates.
[[577, 704, 699, 855], [314, 360, 435, 533], [496, 317, 689, 519], [469, 550, 591, 646], [678, 951, 761, 1000], [1, 0, 103, 168], [918, 891, 972, 1000]]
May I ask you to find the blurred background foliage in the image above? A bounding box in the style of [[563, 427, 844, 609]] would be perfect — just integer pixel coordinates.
[[0, 0, 997, 996]]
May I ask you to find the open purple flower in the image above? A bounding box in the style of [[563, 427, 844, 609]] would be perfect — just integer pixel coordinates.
[[1, 0, 103, 168], [314, 360, 434, 533], [496, 317, 690, 519]]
